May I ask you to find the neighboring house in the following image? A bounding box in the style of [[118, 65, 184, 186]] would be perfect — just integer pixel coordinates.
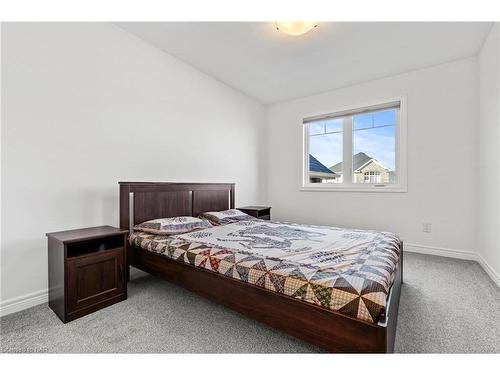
[[309, 154, 337, 183], [330, 152, 395, 183]]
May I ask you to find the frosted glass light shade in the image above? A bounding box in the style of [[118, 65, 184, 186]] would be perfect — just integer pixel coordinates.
[[275, 22, 318, 36]]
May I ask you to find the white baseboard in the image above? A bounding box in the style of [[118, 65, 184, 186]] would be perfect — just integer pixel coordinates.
[[476, 254, 500, 288], [405, 243, 500, 288], [404, 243, 477, 261], [0, 289, 48, 317], [0, 267, 145, 317]]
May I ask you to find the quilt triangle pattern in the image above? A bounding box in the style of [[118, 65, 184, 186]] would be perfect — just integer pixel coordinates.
[[339, 296, 360, 317], [236, 264, 250, 283], [311, 284, 332, 308], [222, 253, 236, 263], [252, 259, 267, 271], [288, 268, 308, 281], [292, 283, 309, 300], [208, 257, 221, 272], [332, 277, 359, 295], [268, 273, 287, 293], [361, 296, 384, 323], [361, 279, 387, 295], [254, 272, 267, 288], [357, 299, 373, 322], [185, 251, 197, 266], [224, 265, 235, 277]]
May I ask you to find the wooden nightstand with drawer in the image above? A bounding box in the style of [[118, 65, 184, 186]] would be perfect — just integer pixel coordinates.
[[46, 226, 128, 323], [237, 206, 272, 221]]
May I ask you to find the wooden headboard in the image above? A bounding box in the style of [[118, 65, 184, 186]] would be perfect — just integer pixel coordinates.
[[119, 182, 235, 231]]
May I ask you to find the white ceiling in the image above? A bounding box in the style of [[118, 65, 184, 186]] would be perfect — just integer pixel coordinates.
[[117, 22, 492, 104]]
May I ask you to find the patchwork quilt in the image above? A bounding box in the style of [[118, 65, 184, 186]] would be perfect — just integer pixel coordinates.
[[129, 220, 401, 323]]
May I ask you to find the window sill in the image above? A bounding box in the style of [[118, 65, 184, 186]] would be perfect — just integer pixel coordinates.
[[300, 185, 407, 193]]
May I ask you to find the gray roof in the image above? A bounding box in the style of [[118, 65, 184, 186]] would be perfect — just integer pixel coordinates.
[[330, 152, 377, 173], [309, 155, 336, 175]]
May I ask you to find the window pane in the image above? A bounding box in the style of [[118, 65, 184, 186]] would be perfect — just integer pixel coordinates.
[[309, 122, 326, 136], [353, 113, 373, 130], [308, 118, 343, 184], [373, 110, 396, 126], [352, 109, 397, 184]]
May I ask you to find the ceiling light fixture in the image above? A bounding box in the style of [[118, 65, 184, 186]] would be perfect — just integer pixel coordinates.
[[275, 21, 318, 36]]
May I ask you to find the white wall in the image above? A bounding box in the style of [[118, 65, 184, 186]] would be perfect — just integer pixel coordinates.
[[478, 24, 500, 282], [0, 23, 265, 307], [266, 58, 478, 255], [2, 23, 498, 315]]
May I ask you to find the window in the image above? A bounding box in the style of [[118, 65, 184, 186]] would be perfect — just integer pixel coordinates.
[[302, 98, 407, 192]]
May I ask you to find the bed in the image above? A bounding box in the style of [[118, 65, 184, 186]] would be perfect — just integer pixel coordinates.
[[120, 182, 402, 353]]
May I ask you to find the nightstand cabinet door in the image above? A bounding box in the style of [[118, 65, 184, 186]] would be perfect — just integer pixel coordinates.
[[67, 249, 124, 313]]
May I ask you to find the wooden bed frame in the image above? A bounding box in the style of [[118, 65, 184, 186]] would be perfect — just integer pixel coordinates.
[[119, 182, 402, 353]]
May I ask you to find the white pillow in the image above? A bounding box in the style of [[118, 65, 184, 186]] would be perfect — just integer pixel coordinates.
[[134, 216, 212, 235], [198, 209, 257, 226]]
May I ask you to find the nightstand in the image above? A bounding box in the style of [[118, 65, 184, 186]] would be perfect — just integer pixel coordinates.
[[237, 206, 272, 221], [46, 226, 128, 323]]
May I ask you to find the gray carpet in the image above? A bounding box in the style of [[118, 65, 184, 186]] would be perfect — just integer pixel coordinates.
[[1, 252, 499, 353]]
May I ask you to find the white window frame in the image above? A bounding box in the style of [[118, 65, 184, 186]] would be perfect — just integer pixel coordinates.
[[301, 96, 408, 193]]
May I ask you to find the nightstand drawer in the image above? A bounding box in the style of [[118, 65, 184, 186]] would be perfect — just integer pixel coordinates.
[[67, 249, 124, 313]]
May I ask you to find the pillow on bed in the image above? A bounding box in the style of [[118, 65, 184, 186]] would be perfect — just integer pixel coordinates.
[[134, 216, 212, 235], [198, 209, 257, 226]]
